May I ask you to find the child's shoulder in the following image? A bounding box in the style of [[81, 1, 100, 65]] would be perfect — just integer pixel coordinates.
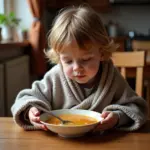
[[44, 64, 63, 78]]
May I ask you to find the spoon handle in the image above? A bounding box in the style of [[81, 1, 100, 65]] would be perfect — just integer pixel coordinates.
[[30, 103, 64, 122]]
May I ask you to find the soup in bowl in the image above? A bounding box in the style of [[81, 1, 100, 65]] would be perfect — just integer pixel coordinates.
[[40, 109, 103, 138], [46, 114, 98, 126]]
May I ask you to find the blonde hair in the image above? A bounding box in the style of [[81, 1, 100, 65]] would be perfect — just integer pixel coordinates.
[[46, 5, 118, 64]]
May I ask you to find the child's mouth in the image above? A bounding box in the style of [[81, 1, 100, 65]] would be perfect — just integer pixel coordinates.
[[76, 75, 86, 79]]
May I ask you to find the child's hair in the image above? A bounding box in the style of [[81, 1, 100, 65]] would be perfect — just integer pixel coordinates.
[[46, 5, 118, 64]]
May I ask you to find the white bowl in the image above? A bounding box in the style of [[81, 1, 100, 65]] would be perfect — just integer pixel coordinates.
[[40, 109, 103, 138]]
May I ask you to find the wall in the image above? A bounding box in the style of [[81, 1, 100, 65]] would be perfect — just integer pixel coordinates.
[[12, 0, 33, 30], [100, 5, 150, 35], [0, 0, 4, 13], [8, 1, 150, 35]]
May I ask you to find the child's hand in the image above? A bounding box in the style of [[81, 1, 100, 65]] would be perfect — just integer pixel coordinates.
[[28, 107, 48, 131], [94, 111, 119, 131]]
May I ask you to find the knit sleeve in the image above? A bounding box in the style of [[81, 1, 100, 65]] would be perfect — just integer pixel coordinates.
[[103, 67, 148, 131], [11, 69, 54, 130]]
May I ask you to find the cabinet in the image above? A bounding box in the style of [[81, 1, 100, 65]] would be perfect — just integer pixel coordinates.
[[88, 0, 111, 12], [0, 55, 30, 116], [5, 55, 30, 116], [46, 0, 82, 7], [46, 0, 111, 12], [0, 64, 5, 116], [85, 0, 111, 11], [86, 0, 109, 5]]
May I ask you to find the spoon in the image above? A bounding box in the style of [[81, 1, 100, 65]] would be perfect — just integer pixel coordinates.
[[30, 103, 74, 125]]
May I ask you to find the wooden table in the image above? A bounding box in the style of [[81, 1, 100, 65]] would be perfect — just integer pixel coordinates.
[[1, 118, 150, 150]]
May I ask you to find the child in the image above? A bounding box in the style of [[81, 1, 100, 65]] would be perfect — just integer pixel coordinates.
[[11, 5, 148, 131]]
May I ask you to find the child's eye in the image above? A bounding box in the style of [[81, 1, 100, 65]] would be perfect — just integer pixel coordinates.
[[65, 60, 72, 64]]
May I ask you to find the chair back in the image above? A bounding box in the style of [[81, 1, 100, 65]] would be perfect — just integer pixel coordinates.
[[132, 40, 150, 63], [132, 40, 150, 51], [112, 51, 145, 96]]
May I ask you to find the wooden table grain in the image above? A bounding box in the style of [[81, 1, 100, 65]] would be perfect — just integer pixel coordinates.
[[1, 117, 150, 150]]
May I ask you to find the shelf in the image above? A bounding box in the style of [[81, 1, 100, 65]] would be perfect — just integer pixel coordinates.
[[0, 40, 30, 49]]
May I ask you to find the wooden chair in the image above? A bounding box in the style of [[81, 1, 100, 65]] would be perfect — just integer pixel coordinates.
[[132, 40, 150, 118], [112, 51, 145, 97], [132, 40, 150, 65], [132, 40, 150, 50]]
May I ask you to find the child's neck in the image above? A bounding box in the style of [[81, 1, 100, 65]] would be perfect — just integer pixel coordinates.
[[79, 77, 96, 89]]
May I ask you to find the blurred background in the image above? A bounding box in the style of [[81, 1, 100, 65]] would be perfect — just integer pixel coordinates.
[[0, 0, 150, 117]]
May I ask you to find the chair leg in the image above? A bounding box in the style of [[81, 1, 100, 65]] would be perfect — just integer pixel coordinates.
[[145, 80, 150, 119]]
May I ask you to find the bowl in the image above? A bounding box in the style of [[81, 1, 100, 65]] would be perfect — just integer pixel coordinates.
[[40, 109, 103, 138]]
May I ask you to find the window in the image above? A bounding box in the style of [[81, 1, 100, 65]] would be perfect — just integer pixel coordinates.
[[0, 0, 4, 13]]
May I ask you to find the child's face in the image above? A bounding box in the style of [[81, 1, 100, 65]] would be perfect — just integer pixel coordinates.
[[59, 42, 101, 85]]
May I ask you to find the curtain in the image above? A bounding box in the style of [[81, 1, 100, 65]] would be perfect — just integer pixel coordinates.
[[27, 0, 46, 76]]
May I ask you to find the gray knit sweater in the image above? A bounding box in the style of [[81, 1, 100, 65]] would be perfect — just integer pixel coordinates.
[[11, 60, 148, 131]]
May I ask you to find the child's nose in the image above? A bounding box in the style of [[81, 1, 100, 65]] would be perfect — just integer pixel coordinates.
[[73, 61, 82, 71]]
